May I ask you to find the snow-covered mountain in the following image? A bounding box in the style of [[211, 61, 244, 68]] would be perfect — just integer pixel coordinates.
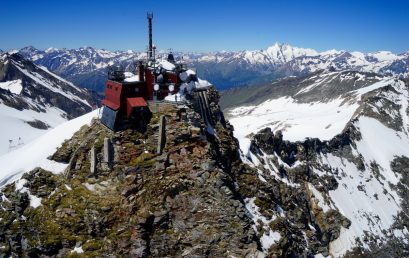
[[0, 52, 97, 155], [18, 46, 144, 92], [224, 71, 409, 256], [18, 44, 409, 91]]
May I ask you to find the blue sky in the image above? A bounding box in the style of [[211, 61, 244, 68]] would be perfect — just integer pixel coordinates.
[[1, 0, 408, 53]]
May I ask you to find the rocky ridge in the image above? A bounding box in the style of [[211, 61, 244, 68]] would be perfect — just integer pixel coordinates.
[[0, 89, 264, 257]]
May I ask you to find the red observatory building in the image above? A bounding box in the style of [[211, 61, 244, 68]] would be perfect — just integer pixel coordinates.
[[100, 13, 189, 131]]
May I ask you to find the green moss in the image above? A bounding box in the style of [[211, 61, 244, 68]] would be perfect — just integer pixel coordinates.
[[94, 135, 106, 152], [164, 228, 175, 235], [82, 239, 103, 251], [8, 175, 122, 252], [43, 220, 76, 244], [237, 170, 259, 197], [254, 197, 272, 213], [130, 152, 156, 167], [269, 217, 286, 231], [229, 220, 241, 229]]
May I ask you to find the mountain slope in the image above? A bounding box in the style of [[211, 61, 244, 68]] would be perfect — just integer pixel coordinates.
[[0, 109, 99, 187], [0, 53, 97, 155], [226, 71, 409, 256]]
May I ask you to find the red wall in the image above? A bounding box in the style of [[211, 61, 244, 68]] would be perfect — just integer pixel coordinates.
[[103, 81, 122, 109], [145, 69, 155, 100]]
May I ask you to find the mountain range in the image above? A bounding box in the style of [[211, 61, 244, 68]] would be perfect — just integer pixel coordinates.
[[16, 44, 409, 92]]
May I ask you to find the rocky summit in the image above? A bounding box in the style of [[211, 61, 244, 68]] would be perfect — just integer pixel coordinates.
[[0, 88, 265, 257]]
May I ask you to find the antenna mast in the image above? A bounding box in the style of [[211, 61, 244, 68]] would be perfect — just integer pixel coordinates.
[[147, 12, 153, 60]]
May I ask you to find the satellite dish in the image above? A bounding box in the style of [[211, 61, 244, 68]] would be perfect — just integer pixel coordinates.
[[168, 84, 174, 92], [154, 84, 159, 91], [179, 72, 188, 82], [156, 74, 164, 83]]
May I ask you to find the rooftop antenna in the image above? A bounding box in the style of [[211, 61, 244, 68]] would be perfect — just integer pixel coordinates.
[[147, 12, 153, 60]]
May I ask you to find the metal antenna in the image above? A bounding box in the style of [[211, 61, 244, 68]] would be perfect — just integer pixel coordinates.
[[147, 12, 153, 60]]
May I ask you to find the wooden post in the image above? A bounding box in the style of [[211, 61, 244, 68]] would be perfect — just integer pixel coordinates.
[[90, 146, 96, 175], [104, 137, 112, 168]]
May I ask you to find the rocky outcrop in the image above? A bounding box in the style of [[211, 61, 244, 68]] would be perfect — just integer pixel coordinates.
[[242, 127, 354, 257]]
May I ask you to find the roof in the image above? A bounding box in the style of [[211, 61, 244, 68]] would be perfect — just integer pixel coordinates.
[[127, 97, 148, 107], [102, 99, 120, 111]]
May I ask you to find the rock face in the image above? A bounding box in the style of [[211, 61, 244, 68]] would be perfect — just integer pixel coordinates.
[[226, 73, 409, 256], [245, 127, 355, 256], [245, 125, 409, 257]]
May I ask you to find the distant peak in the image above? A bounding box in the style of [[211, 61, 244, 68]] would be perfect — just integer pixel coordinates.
[[45, 47, 59, 53], [79, 46, 94, 50], [21, 45, 38, 51], [268, 42, 289, 49], [320, 49, 342, 56], [266, 43, 318, 58]]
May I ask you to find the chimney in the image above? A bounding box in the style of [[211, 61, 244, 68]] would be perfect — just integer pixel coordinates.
[[147, 12, 153, 60], [138, 61, 145, 81]]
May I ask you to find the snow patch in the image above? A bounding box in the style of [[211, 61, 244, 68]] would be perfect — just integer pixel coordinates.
[[0, 100, 68, 155], [229, 96, 359, 154], [29, 194, 42, 208], [308, 183, 332, 212], [71, 246, 84, 254], [0, 79, 23, 94], [158, 60, 176, 71], [64, 184, 72, 191], [83, 182, 96, 192], [14, 178, 43, 208], [124, 72, 139, 82], [0, 109, 99, 187], [244, 197, 280, 251]]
